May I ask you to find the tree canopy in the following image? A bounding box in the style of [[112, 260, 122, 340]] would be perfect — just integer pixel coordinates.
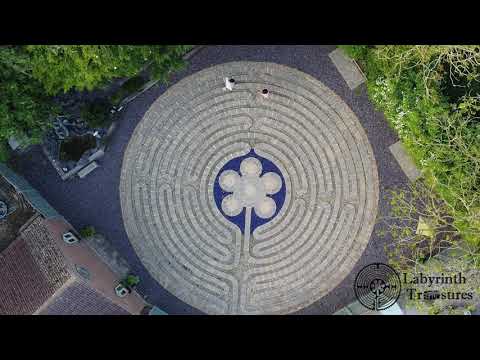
[[25, 45, 192, 94], [0, 47, 56, 150], [0, 45, 192, 160]]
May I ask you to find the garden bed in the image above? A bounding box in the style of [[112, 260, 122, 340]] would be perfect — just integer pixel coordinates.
[[42, 113, 108, 180], [59, 135, 97, 162]]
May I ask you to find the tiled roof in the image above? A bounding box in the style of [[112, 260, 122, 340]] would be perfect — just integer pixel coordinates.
[[39, 280, 129, 315], [0, 216, 71, 315], [0, 215, 135, 315], [21, 216, 71, 288], [0, 238, 64, 315]]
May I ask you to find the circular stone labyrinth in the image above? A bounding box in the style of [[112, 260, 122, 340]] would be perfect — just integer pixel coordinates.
[[120, 62, 379, 314]]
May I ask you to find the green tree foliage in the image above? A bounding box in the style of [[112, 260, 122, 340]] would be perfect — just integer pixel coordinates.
[[404, 255, 480, 315], [338, 45, 369, 61], [378, 180, 480, 315], [122, 274, 140, 289], [0, 46, 57, 158], [0, 141, 10, 163], [342, 45, 480, 312], [80, 99, 112, 128], [110, 75, 145, 105], [378, 181, 480, 270], [79, 225, 96, 238], [341, 45, 480, 246], [26, 45, 193, 95]]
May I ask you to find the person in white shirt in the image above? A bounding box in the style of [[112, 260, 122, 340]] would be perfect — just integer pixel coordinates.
[[223, 77, 235, 91]]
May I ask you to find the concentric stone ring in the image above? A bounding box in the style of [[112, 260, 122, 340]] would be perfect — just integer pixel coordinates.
[[120, 61, 379, 314]]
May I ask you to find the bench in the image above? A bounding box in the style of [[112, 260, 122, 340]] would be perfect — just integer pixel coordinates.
[[77, 161, 100, 179]]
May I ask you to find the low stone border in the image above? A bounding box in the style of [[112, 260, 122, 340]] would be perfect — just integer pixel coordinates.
[[388, 141, 421, 182], [182, 45, 205, 61], [329, 48, 366, 90], [41, 46, 204, 181], [42, 145, 106, 181]]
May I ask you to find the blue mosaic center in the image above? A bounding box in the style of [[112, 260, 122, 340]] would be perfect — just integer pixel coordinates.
[[213, 149, 286, 234]]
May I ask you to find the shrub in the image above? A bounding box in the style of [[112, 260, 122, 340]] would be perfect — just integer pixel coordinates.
[[378, 180, 479, 270], [110, 75, 145, 106], [0, 141, 10, 163], [0, 47, 57, 147], [25, 45, 193, 95], [80, 99, 112, 128], [79, 225, 96, 238], [340, 45, 480, 245], [378, 179, 480, 315], [122, 274, 140, 289]]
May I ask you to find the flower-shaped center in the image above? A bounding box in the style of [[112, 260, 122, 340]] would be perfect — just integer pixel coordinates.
[[219, 157, 282, 219]]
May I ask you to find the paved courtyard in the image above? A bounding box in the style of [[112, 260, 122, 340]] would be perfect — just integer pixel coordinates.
[[121, 61, 379, 314], [12, 46, 408, 314]]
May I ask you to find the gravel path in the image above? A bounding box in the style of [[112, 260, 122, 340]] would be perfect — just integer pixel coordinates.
[[12, 45, 408, 315]]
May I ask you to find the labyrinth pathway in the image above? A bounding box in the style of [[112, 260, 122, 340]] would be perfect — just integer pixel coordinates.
[[120, 62, 379, 314]]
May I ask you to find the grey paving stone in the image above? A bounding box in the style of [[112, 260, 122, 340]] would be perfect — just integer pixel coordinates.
[[120, 61, 379, 314], [389, 141, 421, 182], [328, 48, 366, 90], [77, 161, 100, 179]]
